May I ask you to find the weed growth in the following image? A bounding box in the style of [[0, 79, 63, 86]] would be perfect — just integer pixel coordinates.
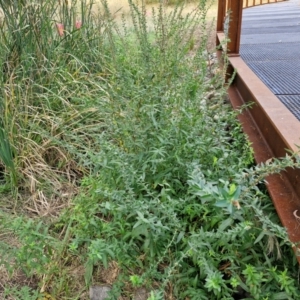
[[0, 0, 299, 299]]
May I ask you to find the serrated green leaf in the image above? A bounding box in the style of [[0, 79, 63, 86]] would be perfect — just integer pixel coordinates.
[[132, 224, 149, 238]]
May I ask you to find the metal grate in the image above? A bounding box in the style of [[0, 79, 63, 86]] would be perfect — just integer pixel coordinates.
[[242, 26, 300, 35], [242, 19, 300, 28], [243, 11, 299, 21], [245, 61, 300, 95], [277, 95, 300, 120], [240, 42, 300, 61], [241, 33, 300, 44], [241, 0, 300, 121]]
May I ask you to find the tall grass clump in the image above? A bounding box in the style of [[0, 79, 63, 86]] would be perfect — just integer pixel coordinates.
[[0, 0, 101, 192], [0, 0, 299, 299]]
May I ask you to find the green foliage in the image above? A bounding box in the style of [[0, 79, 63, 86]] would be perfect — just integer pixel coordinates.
[[0, 126, 17, 185], [130, 274, 144, 287], [3, 286, 42, 300], [0, 0, 299, 299]]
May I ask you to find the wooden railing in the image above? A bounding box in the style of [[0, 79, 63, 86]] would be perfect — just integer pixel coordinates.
[[244, 0, 287, 8], [217, 0, 288, 56]]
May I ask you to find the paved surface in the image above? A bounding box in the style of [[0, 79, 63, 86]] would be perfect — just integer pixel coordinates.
[[240, 0, 300, 120]]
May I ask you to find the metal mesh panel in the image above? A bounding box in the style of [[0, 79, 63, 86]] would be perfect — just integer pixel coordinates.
[[242, 19, 300, 28], [277, 95, 300, 120], [241, 33, 300, 44], [242, 26, 300, 35], [243, 11, 299, 23], [240, 42, 300, 61], [245, 61, 300, 95], [240, 0, 300, 120]]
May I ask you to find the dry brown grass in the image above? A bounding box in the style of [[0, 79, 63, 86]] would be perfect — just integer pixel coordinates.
[[118, 0, 216, 33], [92, 0, 194, 15], [89, 0, 218, 24]]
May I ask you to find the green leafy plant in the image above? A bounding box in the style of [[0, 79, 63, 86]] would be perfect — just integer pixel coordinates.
[[3, 286, 42, 300], [0, 0, 299, 299], [130, 274, 144, 287]]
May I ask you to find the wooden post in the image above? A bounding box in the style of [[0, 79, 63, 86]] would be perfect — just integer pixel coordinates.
[[227, 0, 243, 56], [216, 0, 226, 47], [217, 0, 226, 32]]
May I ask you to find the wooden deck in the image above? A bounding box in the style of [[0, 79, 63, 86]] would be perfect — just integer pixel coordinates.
[[216, 0, 300, 261]]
